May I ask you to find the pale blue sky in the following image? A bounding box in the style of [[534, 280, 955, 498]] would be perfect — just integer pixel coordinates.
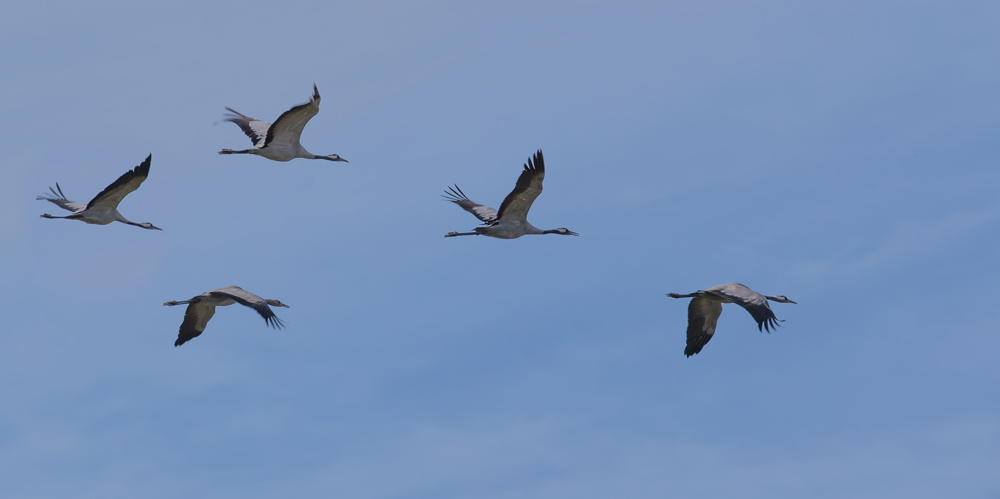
[[2, 1, 999, 497]]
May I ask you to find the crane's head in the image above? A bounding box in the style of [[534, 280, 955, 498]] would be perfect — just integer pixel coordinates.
[[768, 295, 797, 304], [139, 222, 163, 231], [544, 228, 578, 236], [266, 299, 290, 308], [318, 154, 348, 162]]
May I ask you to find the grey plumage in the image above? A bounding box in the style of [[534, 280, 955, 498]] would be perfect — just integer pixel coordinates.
[[164, 286, 290, 347], [36, 183, 86, 214], [441, 184, 498, 223], [667, 283, 797, 357], [219, 84, 348, 163], [443, 150, 577, 239], [37, 154, 161, 230]]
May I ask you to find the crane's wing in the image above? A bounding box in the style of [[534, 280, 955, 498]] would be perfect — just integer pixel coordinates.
[[175, 302, 216, 347], [442, 184, 498, 223], [36, 183, 86, 213], [704, 283, 780, 332], [684, 296, 723, 357], [209, 286, 285, 329], [263, 84, 321, 150], [223, 107, 271, 147], [495, 149, 545, 223], [86, 154, 152, 210]]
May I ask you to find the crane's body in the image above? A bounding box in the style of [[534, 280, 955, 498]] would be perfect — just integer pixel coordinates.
[[219, 84, 348, 163], [164, 286, 289, 347], [465, 219, 549, 239], [668, 283, 796, 357], [37, 154, 162, 230], [443, 150, 577, 239]]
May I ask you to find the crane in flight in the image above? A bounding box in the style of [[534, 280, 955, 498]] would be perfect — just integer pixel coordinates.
[[668, 283, 796, 357], [219, 84, 348, 163], [164, 286, 290, 347], [442, 149, 577, 239], [37, 154, 162, 230]]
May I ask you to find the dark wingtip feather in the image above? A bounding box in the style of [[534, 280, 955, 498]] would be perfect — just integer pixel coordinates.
[[265, 314, 286, 330], [442, 184, 469, 203]]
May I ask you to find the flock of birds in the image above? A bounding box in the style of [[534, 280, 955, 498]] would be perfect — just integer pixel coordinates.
[[36, 85, 795, 356]]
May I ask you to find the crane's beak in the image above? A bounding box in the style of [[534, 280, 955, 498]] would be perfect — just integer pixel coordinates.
[[568, 230, 579, 236]]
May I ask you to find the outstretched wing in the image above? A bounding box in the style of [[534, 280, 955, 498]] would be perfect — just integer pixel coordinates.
[[209, 286, 285, 329], [223, 108, 271, 147], [442, 184, 498, 223], [495, 149, 545, 223], [175, 302, 216, 347], [263, 84, 321, 150], [87, 154, 152, 210], [705, 283, 780, 332], [684, 296, 723, 357], [36, 183, 86, 213]]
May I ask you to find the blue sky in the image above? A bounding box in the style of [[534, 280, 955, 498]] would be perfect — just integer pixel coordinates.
[[2, 1, 999, 497]]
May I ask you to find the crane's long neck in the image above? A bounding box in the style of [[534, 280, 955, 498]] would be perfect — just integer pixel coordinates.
[[117, 212, 161, 230], [116, 212, 143, 228], [524, 222, 545, 235], [306, 151, 348, 162]]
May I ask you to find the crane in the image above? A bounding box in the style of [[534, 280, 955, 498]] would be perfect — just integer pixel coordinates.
[[667, 283, 796, 357], [164, 286, 290, 347], [219, 84, 348, 163], [37, 154, 162, 230], [442, 149, 577, 239]]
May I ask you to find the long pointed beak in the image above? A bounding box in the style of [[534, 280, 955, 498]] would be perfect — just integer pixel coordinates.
[[788, 299, 798, 304], [568, 231, 579, 236]]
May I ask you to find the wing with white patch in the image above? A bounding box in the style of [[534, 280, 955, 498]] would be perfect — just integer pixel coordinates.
[[223, 108, 271, 147], [36, 183, 86, 213], [442, 184, 498, 223]]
